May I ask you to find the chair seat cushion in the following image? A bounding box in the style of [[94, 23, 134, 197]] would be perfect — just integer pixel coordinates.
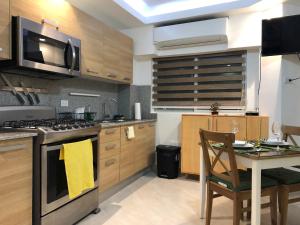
[[262, 168, 300, 185], [208, 170, 277, 192]]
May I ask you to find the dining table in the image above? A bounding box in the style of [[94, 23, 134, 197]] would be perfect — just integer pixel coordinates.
[[199, 142, 300, 225]]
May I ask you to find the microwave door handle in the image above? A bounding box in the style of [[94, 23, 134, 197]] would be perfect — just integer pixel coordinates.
[[68, 39, 76, 74]]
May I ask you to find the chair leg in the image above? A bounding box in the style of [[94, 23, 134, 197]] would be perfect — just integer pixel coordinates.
[[270, 189, 278, 225], [205, 183, 214, 225], [233, 193, 241, 225], [246, 199, 251, 220], [279, 187, 289, 225]]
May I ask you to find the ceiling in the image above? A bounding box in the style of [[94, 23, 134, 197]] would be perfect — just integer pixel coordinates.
[[67, 0, 294, 30]]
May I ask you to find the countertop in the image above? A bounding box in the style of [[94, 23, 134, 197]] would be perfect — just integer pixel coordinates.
[[0, 132, 37, 141], [100, 119, 157, 128]]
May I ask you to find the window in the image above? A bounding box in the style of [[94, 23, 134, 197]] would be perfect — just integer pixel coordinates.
[[152, 51, 246, 109]]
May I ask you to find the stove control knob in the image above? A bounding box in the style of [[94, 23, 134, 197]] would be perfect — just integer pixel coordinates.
[[53, 125, 60, 131], [60, 125, 67, 130], [73, 124, 79, 129], [67, 125, 73, 129]]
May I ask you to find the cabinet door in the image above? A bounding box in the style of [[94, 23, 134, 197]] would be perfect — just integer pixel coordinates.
[[102, 25, 133, 83], [181, 116, 210, 175], [120, 145, 135, 181], [215, 116, 247, 140], [0, 0, 10, 59], [0, 138, 32, 225]]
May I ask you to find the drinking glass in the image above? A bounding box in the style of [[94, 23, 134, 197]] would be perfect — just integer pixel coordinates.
[[272, 122, 281, 151]]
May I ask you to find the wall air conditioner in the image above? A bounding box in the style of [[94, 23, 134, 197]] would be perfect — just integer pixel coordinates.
[[153, 18, 228, 49]]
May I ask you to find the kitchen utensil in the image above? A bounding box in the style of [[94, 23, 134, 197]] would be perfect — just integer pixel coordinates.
[[0, 74, 25, 105], [31, 86, 40, 104], [20, 82, 35, 105]]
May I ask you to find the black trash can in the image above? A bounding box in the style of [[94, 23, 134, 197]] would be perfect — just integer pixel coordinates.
[[156, 145, 181, 179]]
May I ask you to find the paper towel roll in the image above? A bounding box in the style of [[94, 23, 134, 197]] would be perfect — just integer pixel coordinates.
[[135, 102, 141, 120]]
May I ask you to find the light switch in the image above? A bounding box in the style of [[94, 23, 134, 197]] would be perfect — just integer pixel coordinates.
[[61, 99, 68, 107]]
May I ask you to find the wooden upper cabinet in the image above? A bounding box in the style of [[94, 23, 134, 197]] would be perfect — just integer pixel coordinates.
[[181, 115, 211, 175], [214, 116, 247, 140], [102, 25, 133, 84], [0, 0, 10, 60]]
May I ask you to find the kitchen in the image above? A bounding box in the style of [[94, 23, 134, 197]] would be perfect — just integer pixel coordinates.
[[1, 0, 300, 225]]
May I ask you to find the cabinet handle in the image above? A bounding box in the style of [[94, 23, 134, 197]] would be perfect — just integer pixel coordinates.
[[138, 125, 145, 129], [105, 144, 116, 151], [87, 69, 99, 75], [105, 159, 116, 167], [105, 129, 116, 135], [123, 77, 131, 81], [148, 123, 155, 127], [107, 74, 117, 78], [41, 18, 59, 30], [0, 144, 26, 153]]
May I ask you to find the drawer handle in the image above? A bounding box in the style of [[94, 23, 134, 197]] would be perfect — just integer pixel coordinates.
[[41, 18, 59, 30], [0, 144, 26, 153], [138, 125, 145, 129], [107, 74, 117, 78], [105, 129, 116, 135], [105, 144, 116, 151], [87, 69, 99, 75], [105, 159, 116, 167], [148, 124, 155, 127], [123, 77, 131, 81]]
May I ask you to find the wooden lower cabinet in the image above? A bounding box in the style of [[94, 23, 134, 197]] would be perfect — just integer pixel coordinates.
[[99, 122, 156, 192], [181, 115, 211, 175], [0, 138, 33, 225], [181, 115, 269, 175]]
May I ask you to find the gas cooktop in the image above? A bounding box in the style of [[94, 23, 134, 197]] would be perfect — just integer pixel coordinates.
[[2, 118, 96, 131]]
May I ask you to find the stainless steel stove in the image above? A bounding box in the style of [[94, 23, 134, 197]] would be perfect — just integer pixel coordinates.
[[0, 106, 101, 225]]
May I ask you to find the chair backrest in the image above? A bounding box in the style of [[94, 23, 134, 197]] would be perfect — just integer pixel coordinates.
[[200, 129, 240, 189], [282, 125, 300, 146]]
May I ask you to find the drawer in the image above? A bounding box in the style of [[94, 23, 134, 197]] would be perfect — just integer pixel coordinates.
[[99, 155, 120, 192], [99, 140, 120, 159], [120, 148, 135, 181], [100, 127, 120, 143]]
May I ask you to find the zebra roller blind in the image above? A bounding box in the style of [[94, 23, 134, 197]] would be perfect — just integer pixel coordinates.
[[152, 51, 246, 107]]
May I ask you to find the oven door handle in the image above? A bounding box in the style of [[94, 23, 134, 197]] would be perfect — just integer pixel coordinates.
[[67, 38, 76, 74], [42, 137, 98, 151]]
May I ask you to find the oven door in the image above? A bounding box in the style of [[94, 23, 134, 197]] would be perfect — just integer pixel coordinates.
[[41, 136, 98, 216], [16, 16, 81, 76]]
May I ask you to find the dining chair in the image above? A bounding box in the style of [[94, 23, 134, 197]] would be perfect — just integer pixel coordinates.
[[200, 129, 278, 225], [261, 125, 300, 225]]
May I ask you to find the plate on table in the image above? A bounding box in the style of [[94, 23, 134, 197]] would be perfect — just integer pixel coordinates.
[[233, 141, 254, 150], [261, 140, 290, 148]]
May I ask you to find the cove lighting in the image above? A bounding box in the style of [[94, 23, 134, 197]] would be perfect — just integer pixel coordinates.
[[119, 0, 240, 17]]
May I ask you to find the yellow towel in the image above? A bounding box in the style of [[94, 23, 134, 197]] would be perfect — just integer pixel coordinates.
[[126, 126, 135, 139], [59, 139, 95, 199]]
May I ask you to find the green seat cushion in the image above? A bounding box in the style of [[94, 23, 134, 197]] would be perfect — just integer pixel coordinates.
[[208, 170, 277, 192], [262, 168, 300, 185]]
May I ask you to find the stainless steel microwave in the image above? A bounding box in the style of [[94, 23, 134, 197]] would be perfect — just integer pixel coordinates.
[[0, 16, 81, 78]]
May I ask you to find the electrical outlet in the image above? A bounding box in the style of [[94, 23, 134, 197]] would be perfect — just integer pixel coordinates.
[[61, 100, 68, 107]]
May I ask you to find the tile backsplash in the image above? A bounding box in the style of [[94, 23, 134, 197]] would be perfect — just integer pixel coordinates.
[[0, 73, 118, 120], [0, 73, 155, 120]]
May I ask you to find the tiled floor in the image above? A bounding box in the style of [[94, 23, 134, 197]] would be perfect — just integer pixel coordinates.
[[79, 172, 300, 225]]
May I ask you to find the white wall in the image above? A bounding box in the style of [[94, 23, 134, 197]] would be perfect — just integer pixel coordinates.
[[121, 3, 300, 145]]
